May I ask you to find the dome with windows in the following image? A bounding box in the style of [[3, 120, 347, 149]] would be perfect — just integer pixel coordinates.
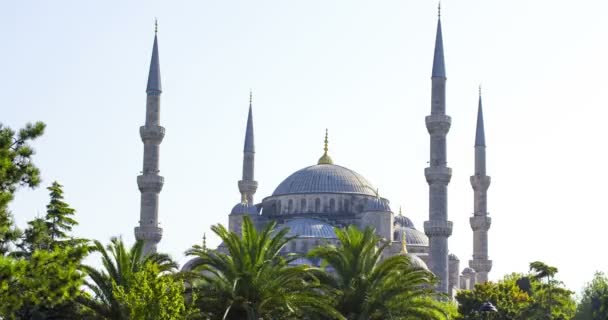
[[280, 218, 337, 239], [272, 164, 376, 197]]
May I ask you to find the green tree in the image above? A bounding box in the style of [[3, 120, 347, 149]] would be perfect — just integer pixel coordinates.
[[0, 122, 45, 254], [456, 262, 575, 320], [308, 225, 450, 320], [81, 237, 178, 319], [0, 246, 89, 319], [456, 275, 531, 320], [18, 181, 85, 256], [113, 262, 195, 320], [185, 216, 342, 320], [574, 272, 608, 320]]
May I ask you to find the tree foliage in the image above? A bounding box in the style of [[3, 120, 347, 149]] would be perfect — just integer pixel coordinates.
[[309, 225, 451, 320], [574, 272, 608, 320], [113, 262, 194, 320], [0, 122, 45, 255], [185, 216, 342, 320], [456, 262, 576, 320], [81, 237, 178, 319]]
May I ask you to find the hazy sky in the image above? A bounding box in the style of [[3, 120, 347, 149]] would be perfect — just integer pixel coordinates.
[[3, 1, 607, 294]]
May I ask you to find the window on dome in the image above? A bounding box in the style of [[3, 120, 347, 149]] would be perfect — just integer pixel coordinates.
[[288, 200, 293, 213], [315, 198, 321, 212], [300, 199, 307, 212], [329, 199, 336, 212]]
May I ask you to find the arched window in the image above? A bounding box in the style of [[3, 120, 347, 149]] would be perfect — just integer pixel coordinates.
[[300, 199, 307, 212], [344, 199, 350, 212], [315, 198, 321, 212], [288, 199, 293, 213], [329, 199, 336, 212], [277, 201, 282, 214]]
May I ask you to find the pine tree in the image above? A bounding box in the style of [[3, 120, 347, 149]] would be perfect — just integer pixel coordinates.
[[0, 121, 45, 254]]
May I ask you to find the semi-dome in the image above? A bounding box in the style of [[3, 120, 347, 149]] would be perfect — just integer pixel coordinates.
[[230, 202, 258, 215], [406, 253, 429, 271], [394, 215, 415, 228], [272, 164, 376, 196], [394, 226, 429, 246], [281, 218, 337, 239], [365, 196, 391, 212]]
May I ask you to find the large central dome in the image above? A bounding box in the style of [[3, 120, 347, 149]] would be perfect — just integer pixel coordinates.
[[272, 164, 376, 196]]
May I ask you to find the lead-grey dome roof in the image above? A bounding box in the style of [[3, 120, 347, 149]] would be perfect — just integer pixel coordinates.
[[230, 202, 258, 215], [272, 164, 376, 196], [281, 218, 337, 239], [394, 226, 429, 246], [365, 197, 391, 212]]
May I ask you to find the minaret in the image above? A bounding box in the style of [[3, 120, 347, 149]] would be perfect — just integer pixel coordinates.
[[238, 91, 258, 204], [469, 87, 492, 283], [423, 4, 453, 294], [134, 22, 164, 255]]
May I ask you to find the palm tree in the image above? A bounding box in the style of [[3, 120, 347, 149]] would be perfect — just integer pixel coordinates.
[[308, 225, 450, 320], [80, 237, 178, 319], [185, 216, 343, 320]]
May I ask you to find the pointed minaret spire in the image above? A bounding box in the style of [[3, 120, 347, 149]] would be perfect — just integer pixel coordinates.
[[238, 91, 258, 204], [244, 91, 255, 153], [431, 3, 446, 79], [424, 4, 452, 294], [135, 24, 166, 255], [470, 87, 492, 283], [475, 86, 486, 147], [146, 21, 162, 95]]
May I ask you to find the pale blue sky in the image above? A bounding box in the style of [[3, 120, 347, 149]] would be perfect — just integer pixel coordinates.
[[3, 1, 607, 294]]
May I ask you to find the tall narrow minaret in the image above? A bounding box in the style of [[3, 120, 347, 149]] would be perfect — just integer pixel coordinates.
[[423, 5, 453, 294], [469, 88, 492, 283], [238, 91, 258, 204], [134, 22, 164, 255]]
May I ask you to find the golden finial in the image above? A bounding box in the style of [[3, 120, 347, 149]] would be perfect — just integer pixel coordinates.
[[399, 206, 403, 216], [400, 229, 408, 254], [154, 18, 158, 34], [317, 128, 334, 165]]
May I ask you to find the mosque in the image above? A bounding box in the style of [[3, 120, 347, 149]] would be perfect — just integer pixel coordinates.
[[133, 11, 493, 297]]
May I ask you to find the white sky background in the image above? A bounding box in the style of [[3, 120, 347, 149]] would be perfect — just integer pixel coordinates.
[[3, 1, 607, 294]]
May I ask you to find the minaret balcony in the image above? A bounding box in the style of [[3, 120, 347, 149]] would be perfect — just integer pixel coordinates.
[[140, 125, 165, 143], [470, 216, 491, 231], [238, 180, 258, 194], [423, 220, 453, 237], [469, 259, 492, 273], [425, 166, 452, 184], [134, 226, 163, 242], [470, 176, 491, 190], [425, 115, 451, 135], [137, 174, 164, 192]]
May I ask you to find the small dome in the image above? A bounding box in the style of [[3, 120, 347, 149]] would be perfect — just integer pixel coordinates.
[[462, 267, 476, 275], [272, 164, 376, 196], [365, 197, 391, 212], [405, 253, 429, 271], [394, 215, 415, 228], [394, 226, 429, 246], [230, 202, 258, 215], [448, 253, 459, 261], [281, 218, 337, 239]]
